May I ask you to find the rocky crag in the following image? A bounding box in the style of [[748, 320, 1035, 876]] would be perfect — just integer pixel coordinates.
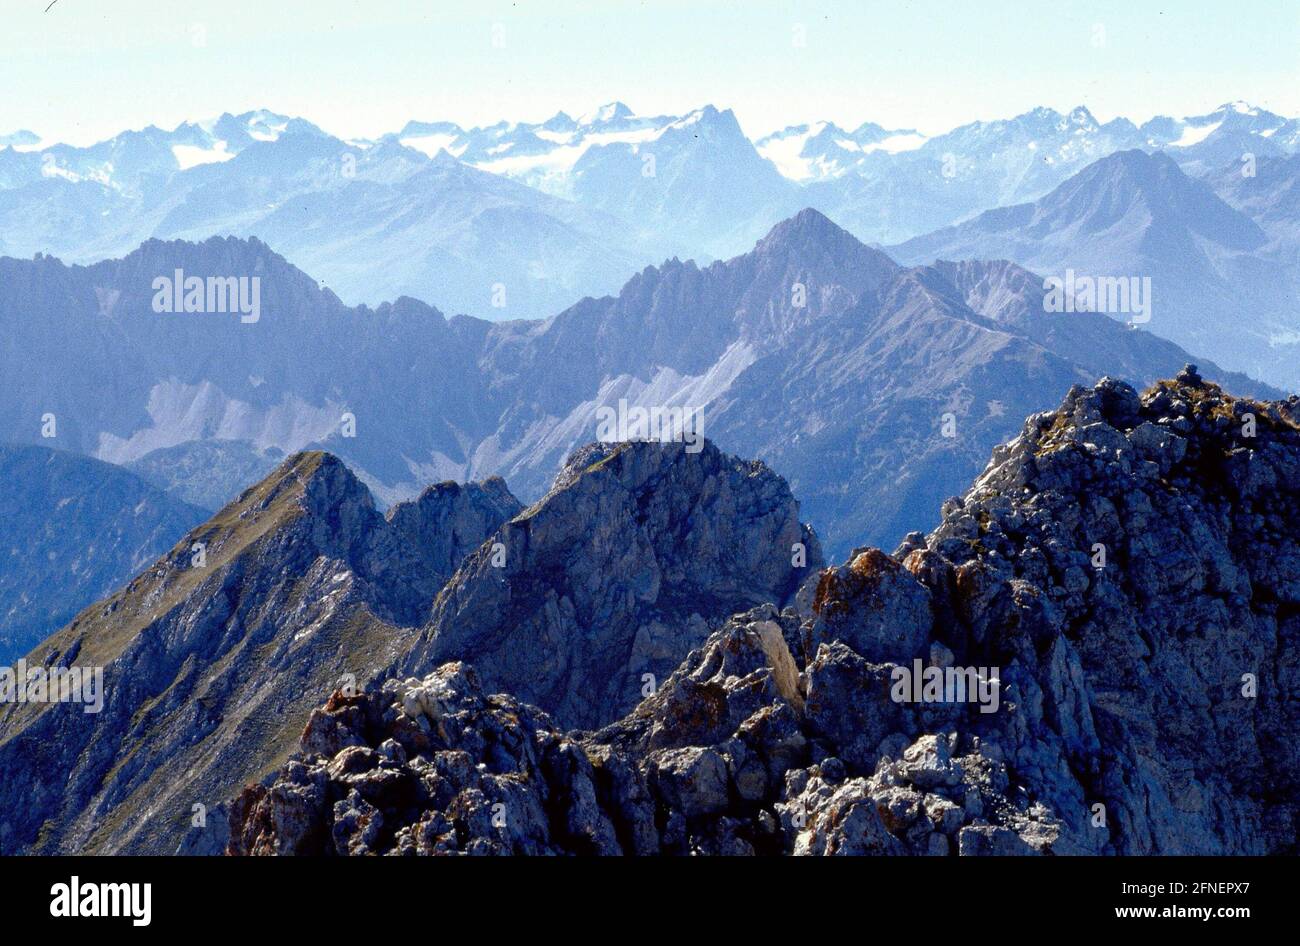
[[230, 369, 1300, 855], [0, 439, 816, 854], [0, 455, 521, 855], [403, 439, 823, 730]]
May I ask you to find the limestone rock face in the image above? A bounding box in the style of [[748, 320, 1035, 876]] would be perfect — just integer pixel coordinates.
[[403, 439, 823, 730], [230, 371, 1300, 855], [0, 438, 819, 854]]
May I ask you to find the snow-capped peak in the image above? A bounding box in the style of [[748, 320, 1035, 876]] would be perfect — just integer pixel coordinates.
[[579, 102, 634, 125], [1221, 100, 1262, 117]]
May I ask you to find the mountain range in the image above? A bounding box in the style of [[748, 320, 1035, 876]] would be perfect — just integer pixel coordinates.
[[4, 101, 1299, 320], [5, 367, 1298, 855], [225, 370, 1300, 856], [5, 99, 1300, 859], [891, 149, 1300, 390], [0, 207, 1274, 577], [0, 438, 816, 854]]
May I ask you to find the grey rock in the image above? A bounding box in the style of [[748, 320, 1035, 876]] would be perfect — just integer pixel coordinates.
[[232, 372, 1300, 856], [0, 453, 519, 855], [404, 439, 822, 730]]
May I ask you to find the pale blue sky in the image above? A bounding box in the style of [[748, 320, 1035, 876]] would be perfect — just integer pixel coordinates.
[[5, 0, 1298, 145]]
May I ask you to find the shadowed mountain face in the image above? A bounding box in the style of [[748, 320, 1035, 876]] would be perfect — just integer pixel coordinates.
[[0, 443, 209, 662], [0, 439, 816, 854], [230, 371, 1300, 856], [404, 439, 823, 729], [890, 150, 1300, 390], [0, 209, 1274, 561]]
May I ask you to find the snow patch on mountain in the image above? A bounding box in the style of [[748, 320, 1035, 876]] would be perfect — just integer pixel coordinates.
[[855, 132, 929, 154], [399, 133, 466, 158], [756, 123, 829, 181], [1170, 121, 1223, 148], [477, 126, 661, 173], [172, 141, 236, 169]]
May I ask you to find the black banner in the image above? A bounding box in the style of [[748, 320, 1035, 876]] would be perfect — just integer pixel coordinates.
[[0, 855, 1274, 932]]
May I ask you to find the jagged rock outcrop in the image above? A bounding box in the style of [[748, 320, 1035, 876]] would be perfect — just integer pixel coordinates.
[[0, 437, 819, 854], [0, 453, 520, 855], [403, 439, 824, 730], [230, 370, 1300, 855]]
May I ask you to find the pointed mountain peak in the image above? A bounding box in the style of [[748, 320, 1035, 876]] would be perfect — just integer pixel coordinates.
[[1039, 148, 1198, 213], [428, 146, 465, 169], [756, 207, 865, 253], [1017, 105, 1065, 123], [848, 120, 900, 141], [743, 208, 902, 314], [1075, 147, 1179, 186], [541, 110, 577, 131], [228, 450, 376, 526], [409, 437, 822, 729], [580, 101, 634, 125]]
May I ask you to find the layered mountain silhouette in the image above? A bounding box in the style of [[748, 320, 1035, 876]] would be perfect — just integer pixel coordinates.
[[0, 115, 643, 319], [5, 102, 1298, 316], [0, 208, 1273, 562], [891, 150, 1300, 389], [1211, 152, 1300, 270]]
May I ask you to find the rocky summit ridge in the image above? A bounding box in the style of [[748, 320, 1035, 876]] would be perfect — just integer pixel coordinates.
[[402, 438, 823, 730], [230, 369, 1300, 855], [0, 438, 818, 854], [0, 452, 523, 855]]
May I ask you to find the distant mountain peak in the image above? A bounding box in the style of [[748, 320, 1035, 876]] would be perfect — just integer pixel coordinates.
[[1075, 146, 1177, 184], [0, 129, 40, 148], [540, 110, 576, 131], [756, 207, 862, 251], [428, 147, 463, 168], [580, 101, 634, 125], [1067, 104, 1099, 127], [1215, 100, 1267, 117]]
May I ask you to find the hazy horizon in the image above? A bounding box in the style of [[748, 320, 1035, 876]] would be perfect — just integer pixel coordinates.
[[6, 0, 1299, 146]]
